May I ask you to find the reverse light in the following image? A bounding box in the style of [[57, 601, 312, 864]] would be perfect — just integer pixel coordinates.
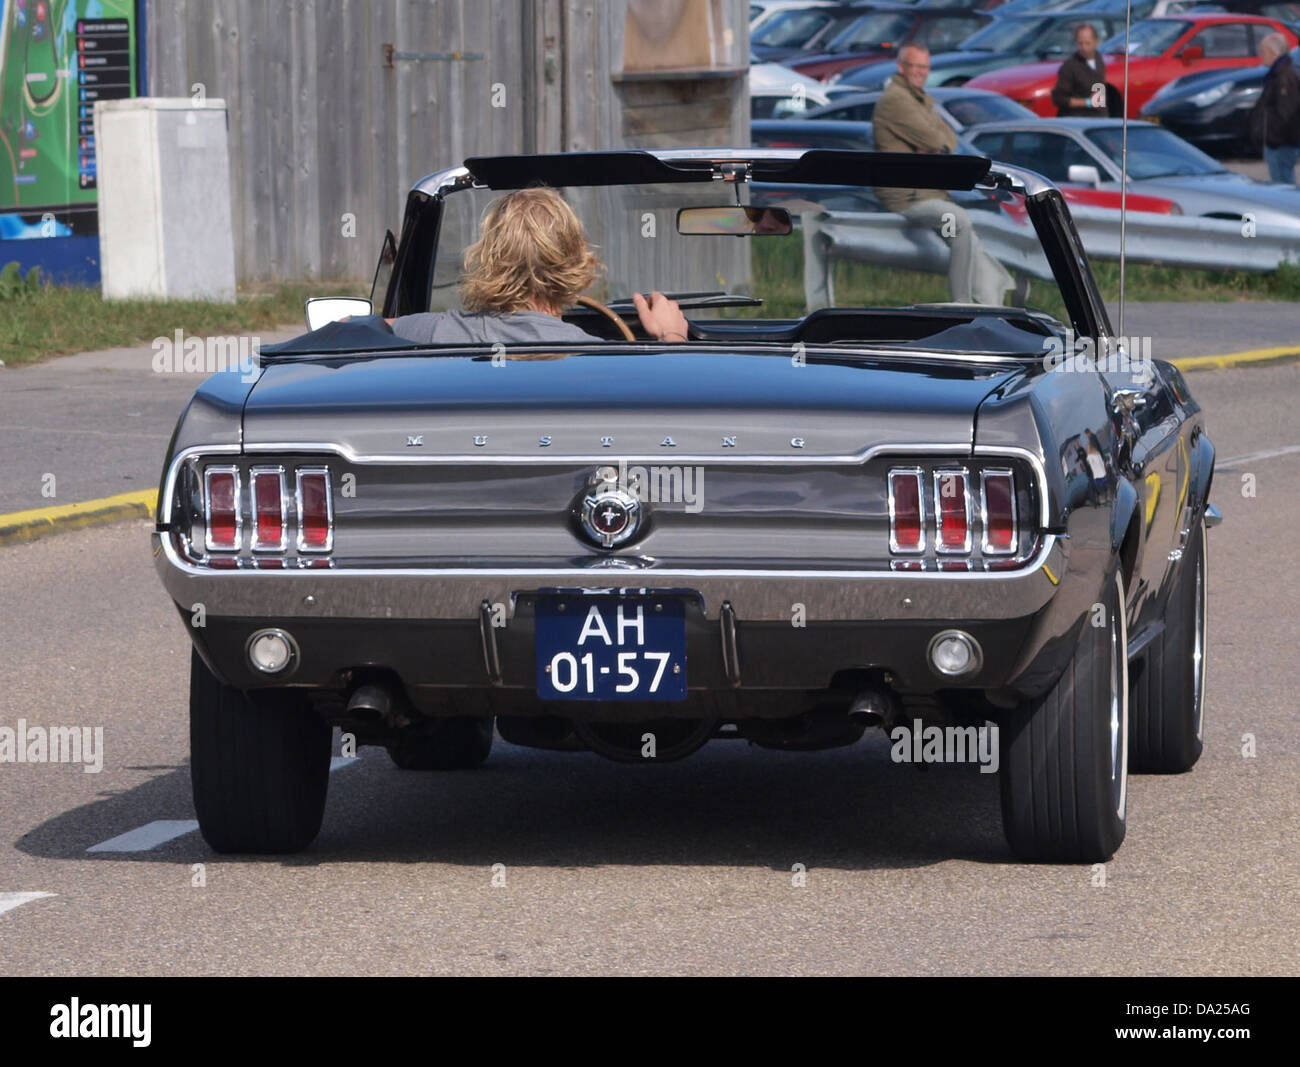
[[929, 630, 982, 678], [247, 628, 297, 674]]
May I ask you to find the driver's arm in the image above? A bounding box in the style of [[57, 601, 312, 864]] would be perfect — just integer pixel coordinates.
[[632, 291, 690, 342]]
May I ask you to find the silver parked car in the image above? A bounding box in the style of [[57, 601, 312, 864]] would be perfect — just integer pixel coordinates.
[[966, 119, 1300, 232]]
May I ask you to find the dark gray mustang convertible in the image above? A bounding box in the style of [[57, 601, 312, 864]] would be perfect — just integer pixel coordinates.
[[154, 148, 1216, 862]]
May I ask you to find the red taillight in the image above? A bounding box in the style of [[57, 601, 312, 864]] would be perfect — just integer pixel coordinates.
[[981, 469, 1017, 555], [888, 469, 925, 553], [934, 469, 971, 553], [296, 468, 333, 552], [251, 467, 287, 551], [204, 467, 240, 552]]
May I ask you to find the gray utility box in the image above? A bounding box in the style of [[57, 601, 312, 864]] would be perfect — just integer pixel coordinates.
[[94, 98, 237, 302]]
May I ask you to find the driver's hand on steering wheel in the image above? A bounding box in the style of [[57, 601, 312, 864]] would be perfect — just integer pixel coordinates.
[[632, 291, 689, 342]]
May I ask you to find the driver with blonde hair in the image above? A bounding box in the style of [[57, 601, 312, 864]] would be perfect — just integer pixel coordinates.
[[389, 186, 689, 343]]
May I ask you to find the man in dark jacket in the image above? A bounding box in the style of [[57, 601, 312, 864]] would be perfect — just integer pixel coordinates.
[[1052, 24, 1109, 117], [1251, 33, 1300, 185]]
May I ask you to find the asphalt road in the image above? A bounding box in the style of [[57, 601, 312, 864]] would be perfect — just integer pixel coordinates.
[[0, 329, 300, 516], [0, 362, 1297, 976]]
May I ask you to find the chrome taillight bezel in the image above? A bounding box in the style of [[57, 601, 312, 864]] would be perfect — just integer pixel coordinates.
[[887, 467, 926, 554], [249, 466, 289, 553], [979, 467, 1019, 556], [203, 466, 242, 553], [933, 467, 972, 555], [295, 467, 335, 554]]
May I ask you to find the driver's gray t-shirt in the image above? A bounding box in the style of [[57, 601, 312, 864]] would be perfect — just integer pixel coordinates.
[[390, 309, 598, 344]]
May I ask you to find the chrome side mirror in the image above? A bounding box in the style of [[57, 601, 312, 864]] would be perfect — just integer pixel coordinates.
[[1067, 164, 1103, 188], [305, 296, 373, 331]]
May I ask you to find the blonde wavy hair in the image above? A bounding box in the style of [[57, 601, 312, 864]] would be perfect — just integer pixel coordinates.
[[460, 187, 601, 314]]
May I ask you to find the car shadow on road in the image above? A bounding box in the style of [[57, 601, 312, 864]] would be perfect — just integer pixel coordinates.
[[14, 732, 1014, 869]]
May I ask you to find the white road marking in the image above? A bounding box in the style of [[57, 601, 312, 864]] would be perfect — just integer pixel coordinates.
[[87, 820, 199, 853], [84, 756, 362, 852], [1216, 444, 1300, 469], [0, 892, 55, 917]]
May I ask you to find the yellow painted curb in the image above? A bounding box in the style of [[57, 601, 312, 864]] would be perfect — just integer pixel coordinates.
[[0, 489, 156, 547], [1171, 345, 1300, 372]]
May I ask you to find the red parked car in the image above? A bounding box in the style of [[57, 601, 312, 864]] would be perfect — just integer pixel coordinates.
[[1059, 187, 1180, 215], [966, 15, 1298, 117]]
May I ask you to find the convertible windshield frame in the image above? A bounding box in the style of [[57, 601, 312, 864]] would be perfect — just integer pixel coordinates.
[[382, 149, 1110, 345]]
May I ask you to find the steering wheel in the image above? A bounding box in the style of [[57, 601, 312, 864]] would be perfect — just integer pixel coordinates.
[[576, 294, 636, 341]]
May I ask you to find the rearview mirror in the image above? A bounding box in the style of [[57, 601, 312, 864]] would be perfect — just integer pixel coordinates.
[[1067, 164, 1103, 188], [1180, 45, 1203, 63], [677, 205, 794, 236], [305, 296, 373, 331]]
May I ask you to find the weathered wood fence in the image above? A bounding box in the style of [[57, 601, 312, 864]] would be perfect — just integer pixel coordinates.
[[145, 0, 751, 297]]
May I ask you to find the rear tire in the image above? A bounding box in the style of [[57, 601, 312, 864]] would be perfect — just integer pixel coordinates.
[[999, 570, 1129, 862], [1130, 517, 1206, 773], [386, 717, 494, 770], [189, 649, 332, 854]]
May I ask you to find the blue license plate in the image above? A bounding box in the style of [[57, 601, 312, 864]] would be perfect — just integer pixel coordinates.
[[535, 595, 687, 701]]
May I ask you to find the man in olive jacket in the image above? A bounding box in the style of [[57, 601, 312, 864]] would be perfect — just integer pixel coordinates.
[[1251, 33, 1300, 185], [1052, 24, 1109, 117], [872, 44, 1012, 305]]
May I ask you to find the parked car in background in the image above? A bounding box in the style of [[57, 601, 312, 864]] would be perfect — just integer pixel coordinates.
[[755, 109, 1183, 213], [788, 4, 993, 81], [918, 0, 1009, 9], [751, 3, 864, 62], [987, 0, 1073, 15], [751, 0, 840, 33], [966, 14, 1299, 116], [1140, 45, 1300, 155], [967, 117, 1300, 227], [1209, 0, 1300, 20], [759, 109, 1182, 213], [752, 116, 878, 148], [1038, 0, 1160, 16], [825, 11, 1126, 91], [804, 85, 1041, 127], [751, 62, 835, 118]]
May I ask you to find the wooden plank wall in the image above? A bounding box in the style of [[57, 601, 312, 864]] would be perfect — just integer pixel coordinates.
[[146, 0, 750, 294]]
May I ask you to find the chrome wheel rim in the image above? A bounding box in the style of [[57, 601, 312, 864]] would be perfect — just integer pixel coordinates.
[[1110, 572, 1129, 820], [1193, 522, 1207, 742]]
